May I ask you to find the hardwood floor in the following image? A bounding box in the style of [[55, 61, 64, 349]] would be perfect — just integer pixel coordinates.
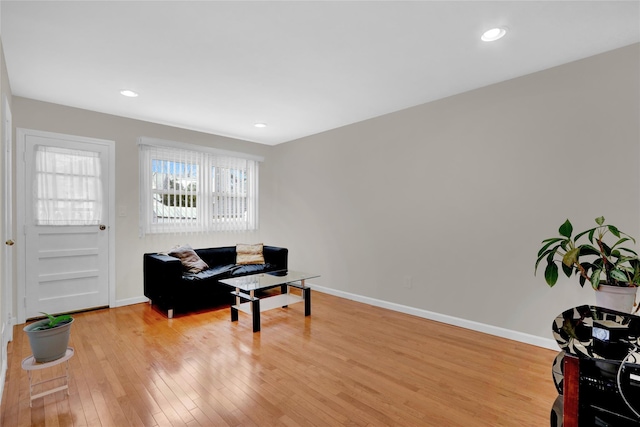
[[1, 291, 558, 426]]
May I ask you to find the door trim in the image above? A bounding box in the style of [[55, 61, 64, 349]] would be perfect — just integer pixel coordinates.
[[0, 96, 13, 405], [16, 128, 115, 324], [3, 96, 13, 338]]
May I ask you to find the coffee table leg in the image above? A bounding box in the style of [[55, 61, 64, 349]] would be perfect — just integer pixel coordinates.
[[231, 288, 239, 322], [252, 298, 261, 332], [282, 284, 289, 308], [304, 286, 311, 316]]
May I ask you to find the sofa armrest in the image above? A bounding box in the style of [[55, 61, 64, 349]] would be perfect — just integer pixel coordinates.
[[143, 253, 183, 308], [263, 246, 288, 271]]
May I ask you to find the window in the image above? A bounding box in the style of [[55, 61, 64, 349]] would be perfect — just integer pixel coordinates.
[[138, 138, 261, 235]]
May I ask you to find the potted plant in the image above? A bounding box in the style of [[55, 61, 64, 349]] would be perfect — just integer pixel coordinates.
[[535, 216, 640, 313], [23, 312, 74, 362]]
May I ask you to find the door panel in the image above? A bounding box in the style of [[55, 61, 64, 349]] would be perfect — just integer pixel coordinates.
[[23, 132, 110, 318]]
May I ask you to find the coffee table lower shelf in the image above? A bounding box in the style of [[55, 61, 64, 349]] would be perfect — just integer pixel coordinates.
[[232, 292, 304, 314], [230, 288, 311, 332]]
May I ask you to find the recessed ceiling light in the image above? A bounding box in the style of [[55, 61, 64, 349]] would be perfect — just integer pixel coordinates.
[[254, 123, 267, 128], [481, 27, 507, 42], [120, 89, 139, 97]]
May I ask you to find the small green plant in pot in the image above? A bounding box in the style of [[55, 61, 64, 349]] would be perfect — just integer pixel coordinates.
[[23, 312, 74, 362], [535, 216, 640, 312]]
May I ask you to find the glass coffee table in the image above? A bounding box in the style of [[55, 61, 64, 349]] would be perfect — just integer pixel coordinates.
[[219, 270, 319, 332]]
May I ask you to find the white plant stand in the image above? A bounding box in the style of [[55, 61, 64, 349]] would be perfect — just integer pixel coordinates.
[[21, 347, 74, 407]]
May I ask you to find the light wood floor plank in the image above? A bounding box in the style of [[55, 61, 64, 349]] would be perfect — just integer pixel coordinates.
[[1, 291, 558, 426]]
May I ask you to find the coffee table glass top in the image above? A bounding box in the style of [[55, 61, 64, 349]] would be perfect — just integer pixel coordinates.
[[219, 270, 319, 291]]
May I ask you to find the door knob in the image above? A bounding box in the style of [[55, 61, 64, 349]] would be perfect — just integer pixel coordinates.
[[5, 239, 14, 246], [99, 225, 106, 231]]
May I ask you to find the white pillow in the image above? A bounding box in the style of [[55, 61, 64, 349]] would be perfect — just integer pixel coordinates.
[[236, 243, 265, 265], [168, 244, 209, 273]]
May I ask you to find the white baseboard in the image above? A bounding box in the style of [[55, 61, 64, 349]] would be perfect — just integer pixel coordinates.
[[0, 321, 7, 408], [113, 296, 149, 308], [309, 284, 559, 351], [8, 318, 15, 339]]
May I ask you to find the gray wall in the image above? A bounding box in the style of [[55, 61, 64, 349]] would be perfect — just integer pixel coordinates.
[[262, 43, 640, 341]]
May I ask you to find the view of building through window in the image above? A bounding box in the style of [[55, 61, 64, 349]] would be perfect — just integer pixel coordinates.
[[151, 159, 198, 222]]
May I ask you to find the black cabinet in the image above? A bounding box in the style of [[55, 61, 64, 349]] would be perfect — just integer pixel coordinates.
[[551, 305, 640, 426]]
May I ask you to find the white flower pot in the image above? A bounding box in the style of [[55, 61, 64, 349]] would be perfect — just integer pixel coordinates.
[[595, 284, 638, 313]]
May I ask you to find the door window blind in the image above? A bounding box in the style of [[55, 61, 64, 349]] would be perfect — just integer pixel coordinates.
[[33, 146, 103, 226]]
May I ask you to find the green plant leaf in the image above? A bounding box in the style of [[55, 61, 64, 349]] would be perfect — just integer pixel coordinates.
[[559, 220, 573, 238], [611, 237, 631, 249], [545, 262, 558, 286], [608, 225, 621, 238], [50, 314, 72, 327], [563, 247, 580, 267], [623, 233, 637, 245], [591, 258, 603, 269], [581, 261, 595, 272], [537, 239, 565, 257], [579, 245, 600, 257], [595, 216, 605, 226], [38, 311, 72, 328], [39, 312, 55, 327], [591, 271, 600, 290], [610, 269, 628, 282], [630, 259, 640, 284], [541, 237, 566, 244], [561, 262, 573, 278], [618, 247, 638, 256], [575, 227, 597, 242], [619, 265, 635, 274], [535, 248, 558, 272]]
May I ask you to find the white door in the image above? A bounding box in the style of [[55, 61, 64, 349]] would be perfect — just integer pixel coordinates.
[[18, 129, 113, 319]]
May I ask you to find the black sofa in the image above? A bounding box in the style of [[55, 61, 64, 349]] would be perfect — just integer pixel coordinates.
[[144, 245, 288, 318]]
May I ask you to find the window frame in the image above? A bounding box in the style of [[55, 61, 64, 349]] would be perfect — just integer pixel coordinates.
[[138, 137, 262, 236]]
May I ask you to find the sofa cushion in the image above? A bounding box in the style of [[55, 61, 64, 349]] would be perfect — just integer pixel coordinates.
[[236, 243, 265, 265], [168, 244, 209, 273], [195, 246, 236, 268]]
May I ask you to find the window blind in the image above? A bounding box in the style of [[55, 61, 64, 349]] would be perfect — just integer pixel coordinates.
[[138, 138, 260, 236]]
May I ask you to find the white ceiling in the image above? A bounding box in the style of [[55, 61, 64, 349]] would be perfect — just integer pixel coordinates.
[[2, 1, 639, 145]]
